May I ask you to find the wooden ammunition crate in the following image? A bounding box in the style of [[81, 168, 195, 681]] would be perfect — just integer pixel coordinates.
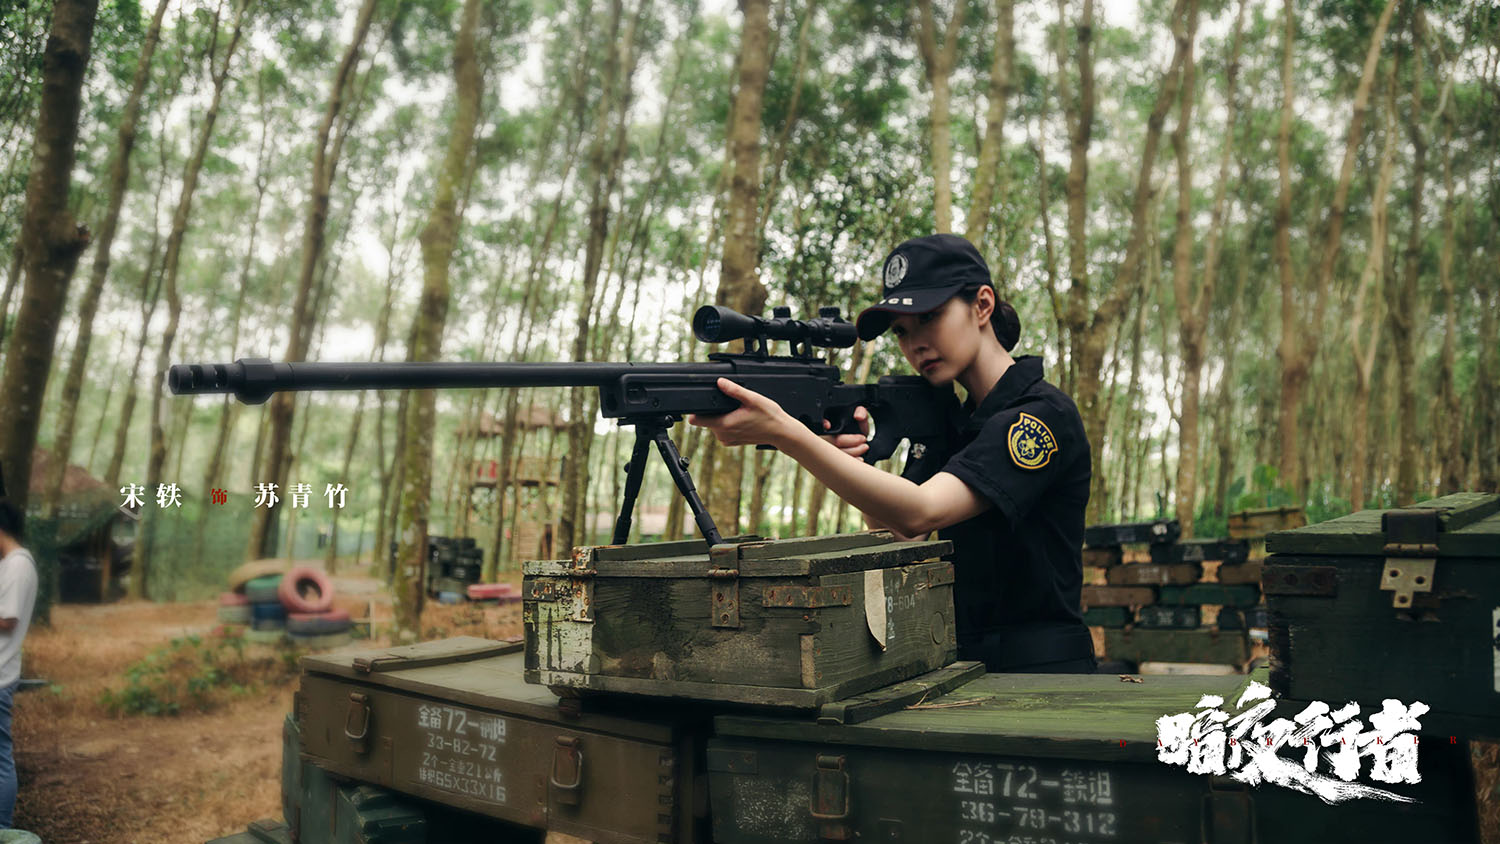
[[524, 532, 956, 708], [1149, 538, 1249, 565], [1083, 519, 1180, 548], [1229, 506, 1306, 539], [1264, 492, 1500, 739], [706, 668, 1477, 844], [296, 638, 704, 844]]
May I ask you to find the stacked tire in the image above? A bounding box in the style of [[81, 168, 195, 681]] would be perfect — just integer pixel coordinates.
[[279, 567, 352, 648], [219, 562, 353, 649]]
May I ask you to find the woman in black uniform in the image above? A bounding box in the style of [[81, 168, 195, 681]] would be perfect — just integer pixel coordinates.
[[688, 233, 1097, 674]]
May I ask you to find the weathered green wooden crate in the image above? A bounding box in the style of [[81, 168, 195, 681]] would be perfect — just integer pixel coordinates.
[[1229, 506, 1306, 539], [1149, 538, 1249, 565], [1157, 583, 1261, 607], [1083, 606, 1129, 627], [1081, 546, 1122, 568], [1084, 519, 1180, 548], [1105, 562, 1202, 586], [1264, 491, 1500, 739], [296, 637, 705, 844], [1135, 605, 1201, 629], [1081, 585, 1156, 607], [1104, 628, 1250, 666], [524, 531, 957, 708], [706, 667, 1477, 844]]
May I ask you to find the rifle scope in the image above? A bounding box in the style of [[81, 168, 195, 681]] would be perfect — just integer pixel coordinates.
[[692, 305, 857, 350]]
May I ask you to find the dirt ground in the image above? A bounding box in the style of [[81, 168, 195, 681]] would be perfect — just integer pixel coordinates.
[[12, 570, 1500, 843], [12, 564, 531, 844]]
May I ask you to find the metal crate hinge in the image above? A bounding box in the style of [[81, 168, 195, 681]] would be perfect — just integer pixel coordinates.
[[709, 544, 741, 629], [1381, 509, 1440, 609], [549, 735, 584, 807], [810, 753, 852, 841], [1201, 775, 1256, 844]]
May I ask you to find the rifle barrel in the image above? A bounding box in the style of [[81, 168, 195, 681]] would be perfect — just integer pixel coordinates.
[[168, 359, 730, 404]]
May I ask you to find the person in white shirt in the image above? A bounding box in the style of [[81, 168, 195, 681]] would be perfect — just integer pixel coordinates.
[[0, 499, 37, 829]]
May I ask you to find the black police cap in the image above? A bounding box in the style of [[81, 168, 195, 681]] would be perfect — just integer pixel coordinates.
[[855, 233, 994, 342]]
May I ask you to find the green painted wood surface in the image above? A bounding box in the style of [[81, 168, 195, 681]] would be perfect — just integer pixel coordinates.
[[1148, 538, 1249, 565], [1265, 493, 1500, 556], [1134, 605, 1201, 629], [1083, 606, 1129, 627], [1103, 628, 1250, 665], [714, 671, 1255, 763], [525, 535, 953, 578], [1156, 583, 1261, 607], [1264, 548, 1500, 731]]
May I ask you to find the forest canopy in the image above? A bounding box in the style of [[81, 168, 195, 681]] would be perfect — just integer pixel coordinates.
[[1, 0, 1496, 624]]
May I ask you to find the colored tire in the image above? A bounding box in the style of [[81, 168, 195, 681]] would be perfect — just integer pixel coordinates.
[[228, 559, 290, 592], [217, 604, 252, 625], [244, 575, 283, 604], [219, 591, 250, 607], [251, 601, 287, 622], [277, 566, 334, 614], [286, 609, 351, 636]]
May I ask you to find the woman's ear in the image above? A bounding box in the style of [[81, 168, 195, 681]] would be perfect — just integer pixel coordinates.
[[973, 285, 996, 328]]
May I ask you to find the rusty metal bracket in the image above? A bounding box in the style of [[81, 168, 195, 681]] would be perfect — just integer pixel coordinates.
[[761, 585, 853, 608], [922, 564, 956, 589], [343, 692, 371, 755], [810, 754, 852, 841], [1381, 509, 1440, 609], [709, 544, 742, 628], [1260, 566, 1338, 597], [550, 735, 584, 806], [569, 578, 594, 623]]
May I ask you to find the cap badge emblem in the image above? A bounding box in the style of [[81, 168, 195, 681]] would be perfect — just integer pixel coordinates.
[[883, 252, 908, 289]]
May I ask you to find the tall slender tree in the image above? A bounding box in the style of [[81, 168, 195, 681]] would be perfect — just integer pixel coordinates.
[[393, 0, 485, 637], [0, 0, 99, 511]]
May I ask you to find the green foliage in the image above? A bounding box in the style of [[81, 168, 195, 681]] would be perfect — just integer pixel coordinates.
[[98, 626, 299, 716]]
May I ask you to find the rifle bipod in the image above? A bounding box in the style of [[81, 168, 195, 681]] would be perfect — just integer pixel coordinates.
[[612, 416, 723, 547]]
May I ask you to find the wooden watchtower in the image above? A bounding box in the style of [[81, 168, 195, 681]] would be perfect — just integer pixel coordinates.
[[458, 405, 566, 563]]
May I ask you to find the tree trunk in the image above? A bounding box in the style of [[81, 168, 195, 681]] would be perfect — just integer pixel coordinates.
[[0, 0, 99, 512], [40, 0, 170, 519], [702, 0, 773, 539], [1434, 107, 1461, 493], [249, 0, 381, 558], [1063, 0, 1189, 522], [1277, 0, 1399, 495], [964, 0, 1013, 244], [914, 0, 969, 234], [1170, 0, 1216, 535], [1390, 13, 1424, 505], [559, 0, 646, 553], [134, 0, 250, 598], [392, 0, 483, 637]]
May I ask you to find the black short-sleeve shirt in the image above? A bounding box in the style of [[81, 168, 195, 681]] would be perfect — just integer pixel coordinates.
[[900, 355, 1095, 671]]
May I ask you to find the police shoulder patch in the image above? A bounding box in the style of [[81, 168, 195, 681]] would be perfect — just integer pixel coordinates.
[[1006, 412, 1058, 470]]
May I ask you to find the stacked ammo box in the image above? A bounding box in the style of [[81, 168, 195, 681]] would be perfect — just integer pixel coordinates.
[[424, 536, 484, 599], [1081, 517, 1270, 671]]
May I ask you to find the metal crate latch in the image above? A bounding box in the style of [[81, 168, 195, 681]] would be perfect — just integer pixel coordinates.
[[1381, 509, 1440, 609], [343, 692, 371, 755], [550, 735, 585, 806], [709, 544, 741, 629], [810, 754, 851, 841], [1201, 775, 1255, 844]]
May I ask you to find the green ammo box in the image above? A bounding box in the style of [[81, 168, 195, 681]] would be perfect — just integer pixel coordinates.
[[705, 668, 1477, 844], [1264, 492, 1500, 739], [295, 637, 706, 843], [523, 531, 957, 708]]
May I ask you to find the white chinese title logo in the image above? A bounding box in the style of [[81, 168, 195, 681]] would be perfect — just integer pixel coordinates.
[[1156, 680, 1427, 804]]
